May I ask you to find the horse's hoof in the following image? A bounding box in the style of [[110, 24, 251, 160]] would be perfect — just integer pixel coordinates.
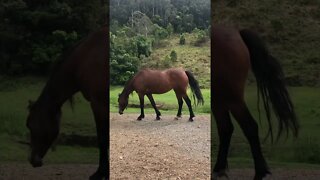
[[212, 171, 229, 180], [89, 171, 107, 180], [254, 171, 272, 180], [189, 118, 194, 122], [137, 117, 143, 121], [174, 116, 181, 120], [155, 116, 161, 120]]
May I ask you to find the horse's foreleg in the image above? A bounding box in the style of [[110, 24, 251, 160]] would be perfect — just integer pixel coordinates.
[[90, 101, 108, 180], [212, 102, 233, 178], [183, 95, 195, 121], [137, 94, 145, 120], [146, 94, 161, 120], [229, 100, 270, 180]]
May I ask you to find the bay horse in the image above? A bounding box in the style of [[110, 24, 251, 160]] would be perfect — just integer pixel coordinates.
[[212, 26, 299, 180], [118, 68, 204, 121], [26, 25, 108, 180]]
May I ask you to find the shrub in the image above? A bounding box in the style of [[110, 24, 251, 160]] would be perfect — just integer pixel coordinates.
[[194, 30, 208, 46], [179, 34, 186, 45], [170, 50, 177, 62]]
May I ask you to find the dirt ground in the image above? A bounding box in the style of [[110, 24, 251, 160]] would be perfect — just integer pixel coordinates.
[[1, 113, 320, 179], [110, 113, 211, 180]]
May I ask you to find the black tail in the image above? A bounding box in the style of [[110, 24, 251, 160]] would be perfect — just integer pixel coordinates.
[[185, 71, 204, 106], [239, 29, 299, 142]]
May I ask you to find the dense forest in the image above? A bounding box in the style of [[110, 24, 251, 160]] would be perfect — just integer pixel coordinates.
[[0, 0, 107, 75], [213, 0, 320, 86], [110, 0, 210, 85]]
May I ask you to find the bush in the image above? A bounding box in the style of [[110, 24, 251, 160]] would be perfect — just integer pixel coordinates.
[[162, 55, 172, 68], [166, 23, 174, 36], [110, 32, 140, 85], [170, 50, 177, 62], [110, 53, 139, 85], [194, 30, 208, 46], [136, 35, 152, 57], [154, 25, 169, 40], [179, 34, 186, 45]]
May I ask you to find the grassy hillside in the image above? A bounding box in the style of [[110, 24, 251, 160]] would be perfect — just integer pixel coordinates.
[[140, 33, 210, 88], [213, 0, 320, 86]]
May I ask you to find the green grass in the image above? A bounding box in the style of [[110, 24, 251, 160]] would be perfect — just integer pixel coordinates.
[[0, 76, 98, 163], [212, 86, 320, 166], [1, 77, 320, 168], [110, 86, 211, 114]]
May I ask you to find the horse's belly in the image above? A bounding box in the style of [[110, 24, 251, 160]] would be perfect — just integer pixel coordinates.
[[150, 87, 171, 94]]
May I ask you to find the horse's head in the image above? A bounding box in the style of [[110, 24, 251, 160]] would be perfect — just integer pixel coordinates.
[[118, 93, 128, 115], [26, 100, 61, 167]]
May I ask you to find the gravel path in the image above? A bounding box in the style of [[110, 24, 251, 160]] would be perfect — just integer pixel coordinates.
[[110, 113, 211, 179]]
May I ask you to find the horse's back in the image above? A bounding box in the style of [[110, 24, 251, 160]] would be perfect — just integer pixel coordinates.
[[212, 26, 250, 101], [71, 26, 108, 103], [164, 68, 188, 89]]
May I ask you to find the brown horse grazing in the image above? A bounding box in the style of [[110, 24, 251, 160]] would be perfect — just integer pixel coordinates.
[[26, 25, 108, 180], [212, 26, 299, 180], [118, 68, 204, 121]]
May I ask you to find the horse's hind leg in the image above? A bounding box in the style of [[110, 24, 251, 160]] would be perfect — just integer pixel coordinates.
[[229, 100, 270, 180], [212, 102, 233, 179], [137, 93, 145, 120], [183, 95, 195, 121], [146, 94, 161, 120], [174, 91, 183, 120]]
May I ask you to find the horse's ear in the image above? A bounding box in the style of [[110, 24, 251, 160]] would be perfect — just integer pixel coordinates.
[[28, 100, 35, 110]]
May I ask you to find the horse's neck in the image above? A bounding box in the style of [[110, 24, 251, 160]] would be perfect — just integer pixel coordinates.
[[122, 78, 134, 96], [37, 68, 78, 109]]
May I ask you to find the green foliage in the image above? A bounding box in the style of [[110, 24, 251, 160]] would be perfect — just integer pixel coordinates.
[[152, 15, 163, 27], [0, 0, 106, 75], [194, 29, 208, 46], [166, 23, 174, 36], [162, 55, 172, 68], [179, 34, 186, 45], [110, 32, 140, 85], [136, 35, 152, 58], [110, 0, 210, 33], [154, 24, 169, 40], [110, 53, 139, 85], [30, 30, 78, 74], [162, 50, 178, 68], [170, 50, 178, 62]]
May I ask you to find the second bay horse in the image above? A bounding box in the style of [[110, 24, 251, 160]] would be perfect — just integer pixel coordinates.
[[118, 68, 204, 121], [212, 26, 299, 180]]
